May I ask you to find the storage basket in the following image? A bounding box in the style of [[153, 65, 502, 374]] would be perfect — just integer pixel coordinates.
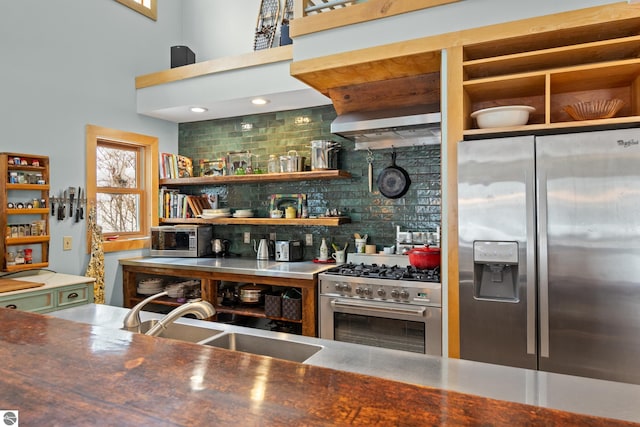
[[282, 289, 302, 321], [282, 298, 301, 321], [264, 294, 282, 318]]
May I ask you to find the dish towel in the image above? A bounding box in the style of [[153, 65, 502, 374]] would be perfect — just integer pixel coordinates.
[[85, 204, 105, 304]]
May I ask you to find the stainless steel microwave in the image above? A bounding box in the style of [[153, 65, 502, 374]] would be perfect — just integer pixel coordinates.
[[150, 225, 213, 257]]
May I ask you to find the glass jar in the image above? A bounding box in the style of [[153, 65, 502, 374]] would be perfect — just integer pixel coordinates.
[[15, 250, 25, 265], [6, 251, 16, 267], [267, 154, 279, 173]]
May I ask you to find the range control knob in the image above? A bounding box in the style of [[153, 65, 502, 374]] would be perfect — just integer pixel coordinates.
[[390, 289, 400, 299], [355, 287, 364, 295], [335, 283, 351, 293], [363, 288, 372, 297], [400, 290, 410, 300], [377, 288, 386, 298]]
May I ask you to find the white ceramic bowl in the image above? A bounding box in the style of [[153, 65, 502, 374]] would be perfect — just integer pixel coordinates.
[[471, 105, 535, 129]]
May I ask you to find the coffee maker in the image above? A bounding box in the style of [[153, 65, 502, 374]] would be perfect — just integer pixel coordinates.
[[212, 238, 230, 257]]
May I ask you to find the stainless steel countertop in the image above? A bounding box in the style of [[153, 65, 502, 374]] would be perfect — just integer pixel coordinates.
[[51, 304, 640, 423], [119, 256, 336, 280]]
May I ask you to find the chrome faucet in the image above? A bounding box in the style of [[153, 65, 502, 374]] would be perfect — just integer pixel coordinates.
[[144, 299, 216, 337], [122, 291, 169, 332]]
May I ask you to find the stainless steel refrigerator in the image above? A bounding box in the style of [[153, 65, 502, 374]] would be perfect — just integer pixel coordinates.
[[458, 128, 640, 385]]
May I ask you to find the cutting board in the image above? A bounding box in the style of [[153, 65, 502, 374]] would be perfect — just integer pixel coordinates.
[[0, 278, 45, 293], [186, 195, 211, 217]]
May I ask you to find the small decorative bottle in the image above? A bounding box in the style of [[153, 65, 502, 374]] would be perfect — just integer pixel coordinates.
[[319, 238, 329, 261]]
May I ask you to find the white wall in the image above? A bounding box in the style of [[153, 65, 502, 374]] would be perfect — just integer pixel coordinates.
[[0, 0, 182, 306], [181, 0, 286, 61], [292, 0, 620, 60], [179, 0, 620, 61]]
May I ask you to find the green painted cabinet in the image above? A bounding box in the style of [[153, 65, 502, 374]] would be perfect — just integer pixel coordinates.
[[0, 281, 94, 313]]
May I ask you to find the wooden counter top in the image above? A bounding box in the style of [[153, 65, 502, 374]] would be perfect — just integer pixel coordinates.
[[1, 308, 637, 426]]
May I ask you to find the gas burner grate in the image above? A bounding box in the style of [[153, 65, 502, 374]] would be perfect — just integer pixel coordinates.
[[325, 263, 440, 282]]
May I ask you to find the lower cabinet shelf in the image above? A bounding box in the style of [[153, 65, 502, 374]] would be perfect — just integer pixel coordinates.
[[215, 305, 303, 324]]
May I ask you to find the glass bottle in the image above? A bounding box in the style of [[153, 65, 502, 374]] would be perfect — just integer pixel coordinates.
[[319, 238, 329, 261], [6, 251, 16, 267]]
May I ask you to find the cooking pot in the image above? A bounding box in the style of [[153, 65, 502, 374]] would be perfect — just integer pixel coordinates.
[[407, 246, 441, 269], [280, 150, 305, 172], [239, 284, 269, 304], [310, 140, 340, 170]]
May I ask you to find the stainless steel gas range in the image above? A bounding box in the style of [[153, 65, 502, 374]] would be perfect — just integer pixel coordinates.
[[318, 254, 442, 356]]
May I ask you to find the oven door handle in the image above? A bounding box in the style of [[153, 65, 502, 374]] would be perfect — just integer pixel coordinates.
[[330, 299, 427, 317]]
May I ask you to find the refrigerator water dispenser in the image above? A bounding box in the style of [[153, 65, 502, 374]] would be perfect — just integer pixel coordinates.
[[473, 241, 519, 302]]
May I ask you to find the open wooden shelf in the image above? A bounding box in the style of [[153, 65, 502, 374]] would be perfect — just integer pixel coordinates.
[[215, 305, 303, 324], [463, 35, 640, 80], [159, 216, 351, 226], [6, 183, 50, 191], [6, 208, 49, 215], [6, 236, 50, 245], [4, 262, 49, 273], [160, 169, 351, 186]]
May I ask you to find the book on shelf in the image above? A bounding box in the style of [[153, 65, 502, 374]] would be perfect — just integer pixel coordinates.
[[158, 188, 211, 219], [159, 153, 193, 179]]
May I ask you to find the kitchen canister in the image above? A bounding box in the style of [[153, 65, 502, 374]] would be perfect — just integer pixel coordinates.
[[310, 140, 340, 170]]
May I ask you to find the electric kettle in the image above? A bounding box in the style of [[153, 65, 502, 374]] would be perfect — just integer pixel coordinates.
[[253, 238, 270, 260]]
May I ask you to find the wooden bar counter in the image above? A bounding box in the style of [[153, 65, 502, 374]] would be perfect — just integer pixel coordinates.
[[1, 308, 638, 426]]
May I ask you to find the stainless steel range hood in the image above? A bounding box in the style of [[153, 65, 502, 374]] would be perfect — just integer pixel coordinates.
[[330, 105, 441, 151]]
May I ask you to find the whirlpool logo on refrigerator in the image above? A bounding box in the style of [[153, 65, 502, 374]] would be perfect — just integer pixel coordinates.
[[617, 138, 639, 147]]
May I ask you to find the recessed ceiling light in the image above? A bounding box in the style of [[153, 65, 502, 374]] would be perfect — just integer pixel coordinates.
[[190, 106, 208, 113], [251, 98, 269, 105]]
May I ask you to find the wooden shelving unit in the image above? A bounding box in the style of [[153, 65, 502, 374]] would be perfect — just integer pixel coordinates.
[[122, 263, 317, 336], [462, 32, 640, 136], [159, 169, 352, 227], [1, 153, 50, 272]]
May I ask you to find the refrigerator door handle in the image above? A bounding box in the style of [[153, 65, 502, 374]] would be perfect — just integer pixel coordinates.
[[526, 155, 537, 356], [537, 168, 550, 359]]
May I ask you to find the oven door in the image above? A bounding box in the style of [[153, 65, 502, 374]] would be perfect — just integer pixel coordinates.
[[319, 296, 442, 355]]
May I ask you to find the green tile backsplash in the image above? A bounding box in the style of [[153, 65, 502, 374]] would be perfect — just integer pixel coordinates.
[[178, 105, 441, 259]]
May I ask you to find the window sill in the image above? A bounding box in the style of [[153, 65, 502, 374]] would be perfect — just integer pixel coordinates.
[[102, 237, 149, 253]]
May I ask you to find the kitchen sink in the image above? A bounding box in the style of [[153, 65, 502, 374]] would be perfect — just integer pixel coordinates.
[[202, 332, 323, 363], [128, 319, 224, 343]]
